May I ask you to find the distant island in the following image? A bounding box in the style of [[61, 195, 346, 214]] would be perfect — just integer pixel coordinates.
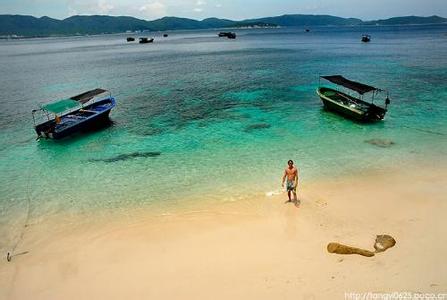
[[0, 14, 446, 38]]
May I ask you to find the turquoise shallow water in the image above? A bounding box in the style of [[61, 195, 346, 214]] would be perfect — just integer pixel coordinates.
[[1, 25, 447, 250]]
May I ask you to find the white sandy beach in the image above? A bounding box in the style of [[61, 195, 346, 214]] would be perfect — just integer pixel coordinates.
[[0, 162, 446, 300]]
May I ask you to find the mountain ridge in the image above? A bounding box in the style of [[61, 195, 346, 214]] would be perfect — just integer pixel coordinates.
[[1, 14, 446, 37]]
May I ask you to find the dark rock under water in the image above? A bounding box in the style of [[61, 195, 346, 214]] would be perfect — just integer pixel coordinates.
[[137, 127, 164, 136], [88, 151, 161, 163], [245, 123, 271, 132], [364, 138, 395, 148]]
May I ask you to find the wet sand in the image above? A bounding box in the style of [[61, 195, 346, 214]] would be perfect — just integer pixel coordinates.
[[1, 163, 446, 299]]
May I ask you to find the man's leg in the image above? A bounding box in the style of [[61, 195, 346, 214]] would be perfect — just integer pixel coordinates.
[[292, 186, 300, 207], [287, 190, 291, 201]]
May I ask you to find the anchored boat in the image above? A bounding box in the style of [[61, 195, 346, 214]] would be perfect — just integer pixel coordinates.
[[32, 88, 116, 139], [139, 37, 154, 43], [218, 32, 236, 39], [361, 34, 371, 42], [317, 75, 390, 122]]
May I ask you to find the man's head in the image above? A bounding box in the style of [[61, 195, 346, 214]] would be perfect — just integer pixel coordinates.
[[288, 160, 294, 167]]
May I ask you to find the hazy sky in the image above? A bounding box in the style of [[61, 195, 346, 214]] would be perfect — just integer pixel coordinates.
[[1, 0, 446, 21]]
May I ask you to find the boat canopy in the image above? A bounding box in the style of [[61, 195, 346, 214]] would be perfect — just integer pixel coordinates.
[[42, 99, 80, 114], [321, 75, 378, 95], [70, 88, 108, 104], [40, 88, 108, 114]]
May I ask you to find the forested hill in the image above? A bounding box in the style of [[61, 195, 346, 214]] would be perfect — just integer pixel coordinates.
[[1, 14, 445, 37]]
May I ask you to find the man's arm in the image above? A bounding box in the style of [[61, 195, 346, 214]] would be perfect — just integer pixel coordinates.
[[294, 168, 299, 187]]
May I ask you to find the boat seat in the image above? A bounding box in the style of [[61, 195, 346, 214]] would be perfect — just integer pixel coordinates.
[[80, 109, 96, 113], [66, 115, 85, 119]]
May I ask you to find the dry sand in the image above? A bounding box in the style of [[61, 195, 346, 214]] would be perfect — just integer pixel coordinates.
[[1, 163, 446, 299]]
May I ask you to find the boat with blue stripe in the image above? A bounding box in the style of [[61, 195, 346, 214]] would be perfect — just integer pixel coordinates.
[[32, 88, 116, 139]]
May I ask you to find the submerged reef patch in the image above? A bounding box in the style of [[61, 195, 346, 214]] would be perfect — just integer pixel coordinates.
[[226, 90, 266, 102], [88, 151, 161, 163], [364, 138, 395, 148], [244, 123, 271, 132], [137, 127, 164, 136]]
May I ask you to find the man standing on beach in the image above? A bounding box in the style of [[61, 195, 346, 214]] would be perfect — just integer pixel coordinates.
[[281, 160, 299, 204]]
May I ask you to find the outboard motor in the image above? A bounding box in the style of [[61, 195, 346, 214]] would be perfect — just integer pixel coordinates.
[[385, 97, 391, 108]]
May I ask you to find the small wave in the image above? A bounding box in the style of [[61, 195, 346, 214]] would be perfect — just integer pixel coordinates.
[[265, 189, 283, 197]]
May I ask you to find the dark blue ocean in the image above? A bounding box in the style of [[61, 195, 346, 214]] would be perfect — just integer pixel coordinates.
[[1, 25, 446, 251]]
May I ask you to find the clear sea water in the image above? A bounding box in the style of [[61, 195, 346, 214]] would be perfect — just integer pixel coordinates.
[[1, 25, 447, 251]]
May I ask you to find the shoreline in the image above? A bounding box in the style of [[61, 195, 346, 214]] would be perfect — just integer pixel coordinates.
[[1, 161, 446, 299]]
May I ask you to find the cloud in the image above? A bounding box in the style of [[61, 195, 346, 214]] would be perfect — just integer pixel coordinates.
[[67, 0, 114, 15], [67, 0, 116, 15], [66, 0, 168, 19], [139, 1, 167, 18], [193, 0, 206, 13], [68, 6, 78, 16], [97, 0, 114, 14]]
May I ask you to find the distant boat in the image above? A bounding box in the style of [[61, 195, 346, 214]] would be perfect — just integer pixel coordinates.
[[316, 75, 390, 122], [305, 29, 310, 32], [163, 33, 168, 37], [139, 37, 154, 44], [32, 88, 116, 139], [218, 32, 236, 39], [361, 34, 371, 42], [227, 32, 236, 39], [126, 37, 135, 42]]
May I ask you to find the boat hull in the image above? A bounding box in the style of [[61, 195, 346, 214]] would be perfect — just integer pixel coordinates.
[[139, 38, 154, 44], [218, 32, 236, 39], [317, 87, 387, 122], [52, 109, 112, 139]]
